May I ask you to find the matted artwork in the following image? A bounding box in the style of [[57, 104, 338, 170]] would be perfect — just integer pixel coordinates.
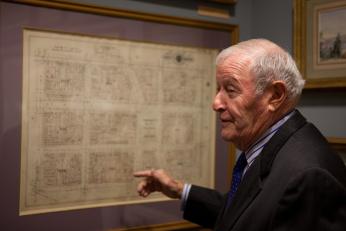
[[20, 29, 217, 215], [294, 0, 346, 88], [314, 1, 346, 69]]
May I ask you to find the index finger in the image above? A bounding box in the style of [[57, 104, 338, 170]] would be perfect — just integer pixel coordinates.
[[133, 170, 153, 177]]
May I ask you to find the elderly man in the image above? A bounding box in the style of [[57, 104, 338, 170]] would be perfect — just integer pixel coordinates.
[[134, 39, 346, 231]]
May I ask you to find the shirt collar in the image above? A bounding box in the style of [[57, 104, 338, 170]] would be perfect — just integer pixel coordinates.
[[244, 110, 296, 165]]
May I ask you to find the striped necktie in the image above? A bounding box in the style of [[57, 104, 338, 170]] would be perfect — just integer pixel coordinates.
[[226, 152, 247, 208]]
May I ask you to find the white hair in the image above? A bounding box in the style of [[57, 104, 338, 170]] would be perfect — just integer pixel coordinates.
[[216, 39, 305, 98]]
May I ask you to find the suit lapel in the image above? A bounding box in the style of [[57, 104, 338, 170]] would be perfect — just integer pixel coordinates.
[[259, 110, 307, 179], [215, 110, 307, 231]]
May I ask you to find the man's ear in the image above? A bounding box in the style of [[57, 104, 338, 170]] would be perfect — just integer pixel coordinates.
[[267, 81, 287, 112]]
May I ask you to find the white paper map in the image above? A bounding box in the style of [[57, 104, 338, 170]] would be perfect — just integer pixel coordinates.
[[20, 29, 217, 215]]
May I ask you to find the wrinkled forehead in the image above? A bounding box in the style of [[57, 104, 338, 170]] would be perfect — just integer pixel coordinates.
[[216, 52, 254, 77], [217, 48, 257, 74], [216, 54, 257, 86]]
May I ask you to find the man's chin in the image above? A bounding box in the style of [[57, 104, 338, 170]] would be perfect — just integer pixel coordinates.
[[220, 132, 235, 142]]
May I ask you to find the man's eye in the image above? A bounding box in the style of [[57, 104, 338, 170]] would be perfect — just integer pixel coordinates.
[[226, 85, 236, 92]]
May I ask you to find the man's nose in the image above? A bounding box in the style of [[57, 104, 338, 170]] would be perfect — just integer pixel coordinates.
[[212, 91, 225, 112]]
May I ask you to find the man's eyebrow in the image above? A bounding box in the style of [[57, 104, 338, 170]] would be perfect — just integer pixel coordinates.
[[223, 76, 240, 87]]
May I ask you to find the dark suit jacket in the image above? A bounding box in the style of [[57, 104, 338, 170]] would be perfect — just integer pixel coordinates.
[[183, 110, 346, 231]]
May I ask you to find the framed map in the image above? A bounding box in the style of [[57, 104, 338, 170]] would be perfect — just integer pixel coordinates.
[[20, 28, 218, 215], [0, 0, 237, 230]]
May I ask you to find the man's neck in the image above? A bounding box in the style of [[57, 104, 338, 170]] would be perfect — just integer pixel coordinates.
[[239, 108, 295, 151]]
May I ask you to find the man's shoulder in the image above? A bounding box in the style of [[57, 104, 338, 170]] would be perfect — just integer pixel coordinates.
[[272, 122, 346, 186]]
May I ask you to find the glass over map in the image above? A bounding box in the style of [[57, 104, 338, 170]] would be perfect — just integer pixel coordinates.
[[20, 29, 217, 215]]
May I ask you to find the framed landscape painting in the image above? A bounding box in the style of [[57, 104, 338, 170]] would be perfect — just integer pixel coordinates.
[[294, 0, 346, 88]]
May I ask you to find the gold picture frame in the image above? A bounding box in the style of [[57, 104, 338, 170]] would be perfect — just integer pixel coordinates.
[[293, 0, 346, 88], [109, 220, 211, 231]]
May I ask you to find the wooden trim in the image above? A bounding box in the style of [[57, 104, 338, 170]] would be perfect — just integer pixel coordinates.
[[108, 221, 208, 231], [327, 137, 346, 145], [207, 0, 237, 5], [293, 0, 306, 79], [9, 0, 238, 36], [197, 5, 231, 19], [292, 0, 309, 88]]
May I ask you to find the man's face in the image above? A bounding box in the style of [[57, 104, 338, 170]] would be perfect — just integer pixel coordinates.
[[213, 55, 268, 150]]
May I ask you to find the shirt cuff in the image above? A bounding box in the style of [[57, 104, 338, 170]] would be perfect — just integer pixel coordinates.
[[180, 183, 192, 211]]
